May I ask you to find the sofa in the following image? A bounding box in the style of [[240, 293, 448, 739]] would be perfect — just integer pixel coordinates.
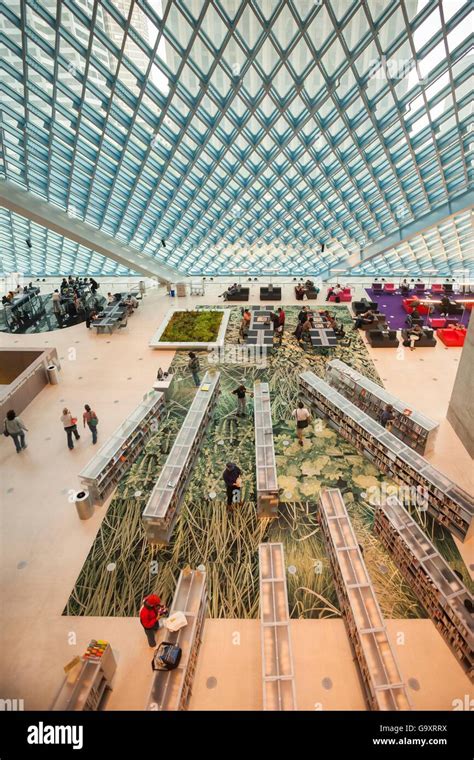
[[435, 300, 463, 316], [359, 314, 387, 330], [226, 287, 249, 302], [328, 287, 352, 302], [260, 286, 281, 301], [437, 327, 466, 347], [402, 298, 431, 315], [352, 299, 378, 315], [431, 284, 443, 295], [427, 317, 446, 329], [401, 328, 437, 348], [414, 283, 426, 294], [367, 329, 399, 348], [372, 283, 383, 292]]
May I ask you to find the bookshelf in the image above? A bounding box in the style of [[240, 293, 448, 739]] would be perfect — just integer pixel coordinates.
[[299, 371, 473, 542], [326, 359, 438, 455], [79, 392, 165, 505], [259, 543, 297, 710], [374, 498, 474, 681], [52, 641, 116, 711], [254, 382, 279, 518], [145, 569, 207, 711], [142, 371, 220, 544], [319, 489, 411, 711]]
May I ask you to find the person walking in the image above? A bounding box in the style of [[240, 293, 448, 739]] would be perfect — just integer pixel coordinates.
[[277, 307, 285, 333], [223, 462, 242, 512], [4, 409, 28, 453], [52, 289, 62, 327], [139, 594, 169, 648], [293, 401, 311, 446], [232, 384, 252, 417], [188, 352, 201, 387], [83, 404, 99, 444], [61, 407, 80, 450]]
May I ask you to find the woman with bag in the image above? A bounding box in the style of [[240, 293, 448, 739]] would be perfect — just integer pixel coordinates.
[[61, 407, 80, 450], [4, 409, 28, 453], [139, 594, 169, 647], [293, 401, 311, 446], [83, 404, 99, 444]]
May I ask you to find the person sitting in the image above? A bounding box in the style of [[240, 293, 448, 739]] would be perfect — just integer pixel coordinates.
[[299, 316, 314, 344], [405, 307, 421, 327], [326, 286, 334, 302], [353, 309, 376, 330], [439, 295, 451, 316], [304, 279, 314, 290], [295, 284, 306, 300], [333, 322, 345, 338], [332, 284, 342, 302], [403, 323, 424, 350], [107, 292, 115, 304]]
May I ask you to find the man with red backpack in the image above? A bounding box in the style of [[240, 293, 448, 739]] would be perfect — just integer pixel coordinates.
[[140, 594, 169, 647]]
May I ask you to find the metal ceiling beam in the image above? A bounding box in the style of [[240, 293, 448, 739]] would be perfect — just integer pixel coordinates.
[[0, 180, 180, 281]]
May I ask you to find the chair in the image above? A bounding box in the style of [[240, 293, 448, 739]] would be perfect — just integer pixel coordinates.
[[402, 298, 430, 315], [443, 284, 454, 294], [226, 287, 250, 302], [372, 283, 383, 292], [352, 300, 378, 315], [414, 283, 426, 294], [431, 284, 443, 295], [328, 288, 352, 302], [383, 283, 395, 294], [359, 314, 387, 330], [306, 288, 319, 300], [437, 327, 466, 347], [401, 328, 436, 348], [367, 329, 399, 348]]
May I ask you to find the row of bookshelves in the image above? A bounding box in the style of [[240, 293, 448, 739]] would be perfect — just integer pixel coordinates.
[[142, 372, 220, 544], [79, 392, 165, 504], [259, 543, 297, 710], [326, 359, 438, 455], [299, 371, 473, 542], [52, 641, 117, 711], [319, 489, 411, 711], [254, 382, 279, 518], [374, 498, 473, 681], [145, 569, 207, 711]]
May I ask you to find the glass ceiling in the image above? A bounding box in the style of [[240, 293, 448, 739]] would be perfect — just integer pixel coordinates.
[[0, 0, 472, 277]]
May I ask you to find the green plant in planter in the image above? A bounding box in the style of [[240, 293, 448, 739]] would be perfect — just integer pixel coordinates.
[[160, 310, 223, 342]]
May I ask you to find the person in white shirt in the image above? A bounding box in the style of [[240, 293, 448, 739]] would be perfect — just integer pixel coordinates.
[[293, 401, 311, 446], [60, 408, 81, 450]]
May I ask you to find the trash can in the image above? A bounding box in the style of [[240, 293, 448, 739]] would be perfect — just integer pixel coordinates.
[[170, 288, 176, 297], [47, 364, 59, 385], [74, 490, 94, 520]]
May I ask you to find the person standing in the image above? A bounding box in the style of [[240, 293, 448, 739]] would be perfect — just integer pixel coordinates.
[[61, 408, 80, 450], [52, 289, 62, 326], [188, 352, 201, 387], [277, 307, 285, 332], [294, 306, 308, 339], [380, 404, 395, 430], [223, 462, 242, 512], [83, 404, 99, 444], [293, 401, 311, 446], [139, 594, 168, 647], [232, 384, 252, 417], [4, 409, 28, 453]]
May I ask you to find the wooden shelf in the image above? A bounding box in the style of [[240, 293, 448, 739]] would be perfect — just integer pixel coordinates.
[[52, 643, 116, 711], [142, 372, 220, 544], [326, 359, 439, 455], [79, 391, 165, 504], [319, 489, 411, 711], [254, 382, 279, 518], [145, 569, 207, 711], [259, 543, 297, 710], [374, 498, 474, 681], [300, 371, 473, 542]]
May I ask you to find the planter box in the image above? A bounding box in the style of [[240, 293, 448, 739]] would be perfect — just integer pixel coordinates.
[[149, 307, 230, 351]]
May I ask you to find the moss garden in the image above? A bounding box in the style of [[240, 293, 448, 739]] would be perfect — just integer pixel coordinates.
[[160, 310, 223, 343]]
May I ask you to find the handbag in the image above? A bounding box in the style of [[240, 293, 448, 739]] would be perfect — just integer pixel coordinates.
[[3, 422, 9, 437], [297, 418, 309, 429], [71, 418, 78, 425], [151, 642, 182, 672]]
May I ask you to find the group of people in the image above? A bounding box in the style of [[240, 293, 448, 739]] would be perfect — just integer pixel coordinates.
[[294, 306, 345, 343], [295, 280, 319, 300], [220, 283, 240, 300], [2, 282, 37, 304], [3, 403, 99, 453], [236, 307, 286, 344]]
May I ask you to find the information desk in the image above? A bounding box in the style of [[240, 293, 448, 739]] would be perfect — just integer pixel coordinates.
[[52, 642, 116, 711], [145, 569, 207, 711], [254, 383, 279, 517], [326, 359, 439, 455], [142, 371, 220, 543], [320, 489, 411, 711], [374, 497, 473, 680], [259, 543, 297, 710], [79, 391, 165, 504], [300, 371, 473, 541]]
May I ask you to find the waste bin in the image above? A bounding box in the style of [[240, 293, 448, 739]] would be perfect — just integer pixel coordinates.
[[170, 288, 176, 297], [74, 490, 94, 520], [47, 364, 59, 385]]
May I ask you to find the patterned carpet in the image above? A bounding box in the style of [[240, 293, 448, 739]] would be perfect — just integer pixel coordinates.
[[64, 305, 472, 620]]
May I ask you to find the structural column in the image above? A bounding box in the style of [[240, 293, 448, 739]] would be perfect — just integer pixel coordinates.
[[447, 315, 474, 457]]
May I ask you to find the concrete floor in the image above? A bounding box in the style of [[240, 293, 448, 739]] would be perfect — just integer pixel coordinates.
[[0, 283, 472, 710]]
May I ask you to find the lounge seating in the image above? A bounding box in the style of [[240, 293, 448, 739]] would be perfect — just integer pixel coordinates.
[[427, 317, 446, 329], [383, 283, 395, 294], [226, 287, 249, 302], [435, 300, 463, 316], [414, 283, 426, 294], [401, 328, 437, 348], [402, 298, 431, 315], [359, 314, 387, 330], [260, 286, 281, 301], [437, 327, 466, 347], [328, 287, 352, 302], [352, 299, 378, 315], [431, 284, 443, 295], [367, 329, 399, 348], [372, 283, 383, 292], [443, 284, 454, 294]]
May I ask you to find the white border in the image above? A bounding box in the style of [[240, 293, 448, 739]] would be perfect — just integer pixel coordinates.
[[149, 307, 231, 350]]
